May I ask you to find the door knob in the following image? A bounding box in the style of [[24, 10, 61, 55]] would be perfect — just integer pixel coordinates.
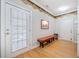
[[6, 29, 9, 31], [6, 32, 10, 35]]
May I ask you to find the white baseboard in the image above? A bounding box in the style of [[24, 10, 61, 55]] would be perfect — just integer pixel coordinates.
[[73, 41, 77, 44], [59, 39, 77, 43], [30, 45, 39, 50], [11, 44, 39, 58]]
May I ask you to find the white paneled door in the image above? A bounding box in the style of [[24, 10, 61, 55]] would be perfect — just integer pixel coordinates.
[[5, 4, 32, 57], [59, 19, 73, 41], [58, 16, 77, 43]]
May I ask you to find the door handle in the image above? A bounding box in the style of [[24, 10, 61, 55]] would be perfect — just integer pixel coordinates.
[[6, 29, 10, 35], [6, 32, 10, 35], [6, 29, 9, 31]]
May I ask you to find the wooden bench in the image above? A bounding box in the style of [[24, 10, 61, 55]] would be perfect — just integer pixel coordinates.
[[37, 35, 54, 48]]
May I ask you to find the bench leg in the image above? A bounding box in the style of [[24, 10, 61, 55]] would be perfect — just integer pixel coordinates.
[[41, 43, 44, 48], [48, 40, 50, 43], [40, 42, 44, 48], [50, 38, 52, 42]]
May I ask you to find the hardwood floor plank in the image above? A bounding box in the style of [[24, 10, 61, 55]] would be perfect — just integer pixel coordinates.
[[16, 40, 77, 58]]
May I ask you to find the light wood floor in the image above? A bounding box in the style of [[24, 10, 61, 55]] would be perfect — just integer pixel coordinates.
[[16, 40, 77, 58]]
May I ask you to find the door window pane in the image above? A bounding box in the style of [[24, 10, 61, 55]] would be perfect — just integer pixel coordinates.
[[11, 7, 29, 52]]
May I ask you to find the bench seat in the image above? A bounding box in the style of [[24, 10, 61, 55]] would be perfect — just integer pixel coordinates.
[[37, 35, 54, 48]]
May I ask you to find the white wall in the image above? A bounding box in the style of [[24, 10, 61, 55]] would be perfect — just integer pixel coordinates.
[[55, 13, 77, 43], [0, 0, 1, 57], [32, 10, 55, 47], [77, 0, 79, 57], [77, 13, 79, 57]]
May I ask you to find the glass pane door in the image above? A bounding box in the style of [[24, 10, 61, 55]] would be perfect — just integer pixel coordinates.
[[11, 7, 29, 52], [5, 4, 31, 57]]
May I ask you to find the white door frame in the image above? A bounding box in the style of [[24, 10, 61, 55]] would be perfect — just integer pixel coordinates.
[[1, 0, 6, 58]]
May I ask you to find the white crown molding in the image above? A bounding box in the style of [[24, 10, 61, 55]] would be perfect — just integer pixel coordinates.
[[29, 0, 77, 17], [29, 0, 56, 16]]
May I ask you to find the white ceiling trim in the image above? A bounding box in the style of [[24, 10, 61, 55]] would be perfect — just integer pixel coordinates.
[[29, 0, 55, 16], [29, 0, 76, 17]]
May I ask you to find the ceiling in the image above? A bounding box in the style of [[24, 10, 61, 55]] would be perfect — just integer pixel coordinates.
[[29, 0, 77, 16]]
